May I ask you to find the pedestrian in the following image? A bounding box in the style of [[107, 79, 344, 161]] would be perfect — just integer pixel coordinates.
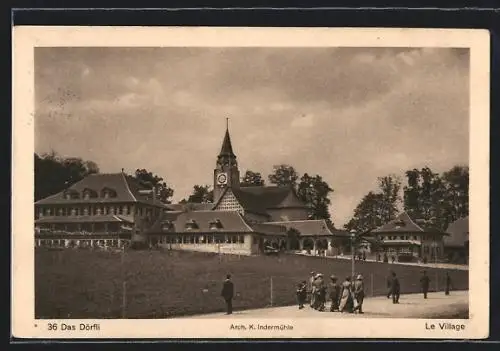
[[383, 252, 389, 263], [389, 271, 400, 304], [377, 253, 381, 262], [353, 274, 365, 314], [386, 270, 394, 299], [420, 270, 430, 299], [328, 275, 341, 312], [221, 274, 234, 315], [308, 271, 316, 308], [339, 276, 354, 313], [445, 272, 452, 295], [315, 274, 327, 311], [296, 280, 307, 309], [362, 251, 367, 261], [391, 255, 396, 264]]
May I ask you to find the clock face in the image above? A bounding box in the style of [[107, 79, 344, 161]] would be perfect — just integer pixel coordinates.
[[217, 173, 228, 185]]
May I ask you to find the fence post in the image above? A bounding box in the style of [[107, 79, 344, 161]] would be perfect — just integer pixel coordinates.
[[270, 276, 273, 307], [370, 273, 374, 297], [122, 281, 127, 318]]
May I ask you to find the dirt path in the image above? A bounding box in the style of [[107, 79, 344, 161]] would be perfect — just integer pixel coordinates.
[[179, 291, 468, 319]]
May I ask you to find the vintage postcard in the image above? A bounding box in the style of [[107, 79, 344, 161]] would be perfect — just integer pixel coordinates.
[[12, 26, 489, 339]]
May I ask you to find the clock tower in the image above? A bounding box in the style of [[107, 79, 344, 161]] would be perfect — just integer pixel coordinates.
[[213, 120, 240, 202]]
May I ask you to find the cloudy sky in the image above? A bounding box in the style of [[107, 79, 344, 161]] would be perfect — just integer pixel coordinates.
[[34, 47, 469, 226]]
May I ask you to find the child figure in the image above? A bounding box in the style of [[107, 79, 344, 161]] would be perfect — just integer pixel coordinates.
[[296, 281, 307, 309]]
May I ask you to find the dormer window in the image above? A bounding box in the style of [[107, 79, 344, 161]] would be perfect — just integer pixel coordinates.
[[63, 189, 80, 200], [162, 220, 174, 232], [185, 219, 199, 230], [209, 219, 223, 230], [101, 187, 117, 199]]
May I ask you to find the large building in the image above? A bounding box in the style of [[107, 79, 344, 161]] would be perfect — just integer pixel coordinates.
[[34, 172, 166, 249], [371, 212, 449, 261], [35, 125, 348, 255]]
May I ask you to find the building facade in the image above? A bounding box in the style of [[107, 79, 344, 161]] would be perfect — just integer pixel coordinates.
[[34, 125, 348, 255], [371, 212, 448, 261], [34, 172, 166, 249], [145, 125, 348, 255]]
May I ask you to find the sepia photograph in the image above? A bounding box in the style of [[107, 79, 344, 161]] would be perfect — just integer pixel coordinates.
[[12, 26, 489, 339]]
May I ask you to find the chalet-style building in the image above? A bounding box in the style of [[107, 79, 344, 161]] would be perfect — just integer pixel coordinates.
[[35, 124, 349, 255], [371, 212, 449, 261], [444, 216, 469, 264], [145, 125, 349, 255], [34, 172, 166, 249]]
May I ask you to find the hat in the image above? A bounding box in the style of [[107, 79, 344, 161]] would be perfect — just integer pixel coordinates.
[[310, 271, 315, 275], [356, 274, 363, 280], [315, 273, 323, 278], [330, 275, 337, 280]]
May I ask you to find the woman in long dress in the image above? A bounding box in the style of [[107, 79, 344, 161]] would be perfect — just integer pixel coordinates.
[[339, 276, 353, 313]]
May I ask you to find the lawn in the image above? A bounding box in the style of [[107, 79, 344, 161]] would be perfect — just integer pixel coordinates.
[[35, 248, 469, 319]]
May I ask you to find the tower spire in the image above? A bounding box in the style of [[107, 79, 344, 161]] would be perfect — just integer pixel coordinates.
[[219, 118, 235, 157]]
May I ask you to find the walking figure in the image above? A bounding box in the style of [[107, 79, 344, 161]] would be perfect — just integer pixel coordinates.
[[339, 276, 354, 313], [296, 281, 307, 309], [308, 271, 316, 308], [221, 274, 234, 315], [389, 271, 400, 304], [328, 275, 341, 312], [445, 272, 452, 295], [386, 270, 394, 299], [353, 274, 365, 314], [420, 270, 430, 299], [391, 255, 396, 264]]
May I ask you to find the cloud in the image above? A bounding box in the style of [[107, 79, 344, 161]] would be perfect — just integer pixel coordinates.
[[34, 47, 469, 226]]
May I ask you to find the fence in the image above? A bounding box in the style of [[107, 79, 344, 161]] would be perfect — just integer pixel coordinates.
[[35, 249, 469, 319]]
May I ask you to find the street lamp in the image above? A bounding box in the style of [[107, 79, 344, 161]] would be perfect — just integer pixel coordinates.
[[349, 229, 356, 280]]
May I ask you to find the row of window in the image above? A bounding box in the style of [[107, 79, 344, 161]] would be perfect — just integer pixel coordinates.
[[379, 235, 420, 241], [37, 222, 123, 233], [63, 188, 118, 200], [150, 234, 246, 245], [37, 205, 160, 218], [35, 239, 126, 248]]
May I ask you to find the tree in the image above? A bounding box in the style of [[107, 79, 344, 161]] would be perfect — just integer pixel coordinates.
[[297, 173, 334, 222], [186, 185, 214, 203], [240, 170, 265, 187], [344, 191, 387, 233], [133, 168, 174, 204], [402, 165, 468, 231], [35, 151, 100, 201], [286, 227, 301, 250], [377, 174, 402, 223], [268, 164, 299, 188]]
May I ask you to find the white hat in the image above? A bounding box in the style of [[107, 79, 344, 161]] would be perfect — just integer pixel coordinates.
[[356, 274, 363, 280]]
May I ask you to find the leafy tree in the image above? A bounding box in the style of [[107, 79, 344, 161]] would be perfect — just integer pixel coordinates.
[[186, 185, 214, 203], [286, 227, 301, 250], [240, 170, 265, 187], [297, 173, 334, 222], [402, 165, 468, 231], [268, 164, 299, 188], [35, 151, 100, 201], [133, 168, 174, 204], [344, 191, 386, 233], [377, 174, 402, 223]]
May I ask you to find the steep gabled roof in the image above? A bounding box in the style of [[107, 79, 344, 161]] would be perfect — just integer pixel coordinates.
[[262, 219, 348, 237], [35, 173, 166, 207], [372, 212, 446, 234], [165, 203, 215, 212], [148, 210, 254, 234], [444, 216, 469, 247]]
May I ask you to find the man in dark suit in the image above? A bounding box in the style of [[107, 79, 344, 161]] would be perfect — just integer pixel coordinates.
[[390, 271, 400, 304], [420, 270, 430, 299], [221, 274, 234, 315]]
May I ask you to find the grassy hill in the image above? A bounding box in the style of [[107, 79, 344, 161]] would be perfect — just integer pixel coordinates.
[[35, 248, 468, 319]]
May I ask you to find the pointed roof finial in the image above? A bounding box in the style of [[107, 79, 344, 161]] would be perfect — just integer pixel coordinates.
[[219, 118, 235, 157]]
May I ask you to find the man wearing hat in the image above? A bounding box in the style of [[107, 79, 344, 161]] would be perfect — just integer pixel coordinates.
[[314, 273, 327, 311], [328, 275, 341, 312], [221, 274, 234, 315], [308, 271, 316, 308], [353, 274, 365, 314]]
